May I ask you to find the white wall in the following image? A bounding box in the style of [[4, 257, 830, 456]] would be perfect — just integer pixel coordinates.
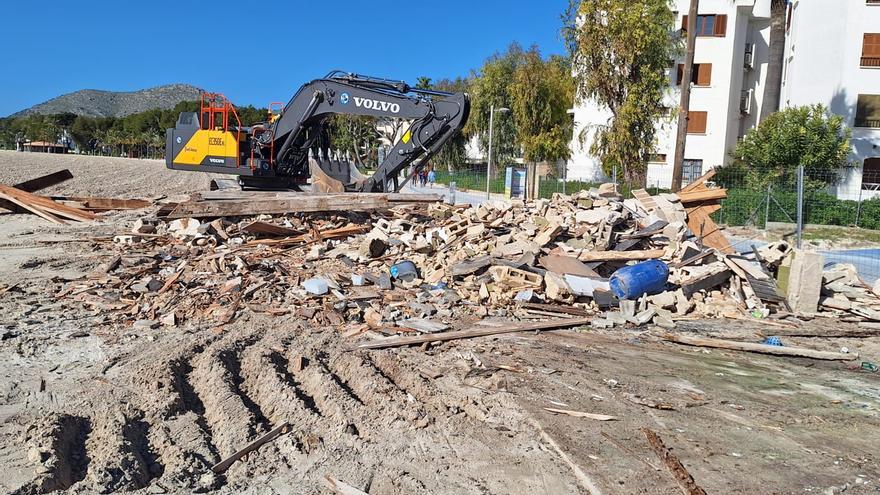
[[784, 0, 880, 200], [569, 0, 772, 186]]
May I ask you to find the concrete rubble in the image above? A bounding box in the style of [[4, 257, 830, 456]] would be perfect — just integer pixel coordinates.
[[51, 177, 880, 341]]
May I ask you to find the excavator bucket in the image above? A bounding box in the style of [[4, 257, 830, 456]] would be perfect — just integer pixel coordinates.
[[309, 158, 345, 193]]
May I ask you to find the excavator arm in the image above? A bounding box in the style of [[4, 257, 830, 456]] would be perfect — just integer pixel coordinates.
[[265, 72, 469, 192]]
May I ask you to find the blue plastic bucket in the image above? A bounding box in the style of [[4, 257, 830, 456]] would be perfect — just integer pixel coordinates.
[[609, 260, 669, 300]]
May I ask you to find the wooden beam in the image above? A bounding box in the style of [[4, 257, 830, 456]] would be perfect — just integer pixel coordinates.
[[51, 196, 151, 210], [211, 421, 290, 473], [679, 169, 717, 193], [0, 184, 96, 222], [352, 318, 592, 350], [13, 169, 73, 193], [165, 193, 440, 219], [642, 428, 707, 495], [578, 249, 665, 262], [677, 188, 727, 204], [240, 221, 303, 237], [0, 188, 64, 224], [661, 333, 858, 361]]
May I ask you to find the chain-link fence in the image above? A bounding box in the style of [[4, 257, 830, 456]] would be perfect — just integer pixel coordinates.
[[423, 163, 880, 282]]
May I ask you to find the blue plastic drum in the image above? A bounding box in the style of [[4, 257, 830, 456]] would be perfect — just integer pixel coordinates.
[[609, 259, 669, 300]]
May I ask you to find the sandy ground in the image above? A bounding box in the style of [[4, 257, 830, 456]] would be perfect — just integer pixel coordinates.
[[1, 152, 879, 494]]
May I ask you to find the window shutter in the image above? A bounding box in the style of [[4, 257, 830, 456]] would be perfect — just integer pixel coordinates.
[[687, 111, 708, 134], [676, 64, 684, 85], [681, 15, 688, 31], [714, 14, 727, 37], [697, 64, 712, 86]]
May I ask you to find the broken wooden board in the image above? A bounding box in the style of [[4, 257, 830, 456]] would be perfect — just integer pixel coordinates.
[[677, 188, 727, 204], [13, 169, 74, 193], [240, 220, 303, 237], [578, 249, 665, 263], [642, 428, 707, 495], [539, 254, 599, 278], [352, 318, 591, 350], [543, 407, 617, 421], [324, 476, 368, 495], [211, 421, 290, 473], [661, 333, 858, 361], [0, 184, 96, 222], [680, 169, 717, 193], [681, 269, 732, 298], [687, 205, 733, 254], [51, 196, 151, 211]]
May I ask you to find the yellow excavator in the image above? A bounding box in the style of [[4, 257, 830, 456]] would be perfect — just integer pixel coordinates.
[[166, 71, 469, 192]]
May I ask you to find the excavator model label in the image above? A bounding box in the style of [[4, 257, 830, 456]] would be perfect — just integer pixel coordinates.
[[353, 96, 400, 114]]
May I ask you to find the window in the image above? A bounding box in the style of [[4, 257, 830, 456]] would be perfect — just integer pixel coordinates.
[[855, 94, 880, 128], [676, 63, 712, 86], [687, 111, 708, 134], [681, 14, 727, 37], [863, 34, 880, 67], [647, 153, 667, 163], [682, 160, 703, 185], [862, 158, 880, 191]]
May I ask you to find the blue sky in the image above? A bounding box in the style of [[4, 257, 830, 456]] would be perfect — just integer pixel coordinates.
[[0, 1, 569, 116]]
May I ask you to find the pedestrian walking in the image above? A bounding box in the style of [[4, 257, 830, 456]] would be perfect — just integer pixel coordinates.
[[427, 168, 436, 188]]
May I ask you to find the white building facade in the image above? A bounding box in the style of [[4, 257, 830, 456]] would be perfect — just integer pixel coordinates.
[[782, 0, 880, 199], [568, 0, 880, 196]]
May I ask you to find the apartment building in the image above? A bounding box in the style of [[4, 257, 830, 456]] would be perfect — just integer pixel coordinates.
[[569, 0, 774, 186], [782, 0, 880, 199]]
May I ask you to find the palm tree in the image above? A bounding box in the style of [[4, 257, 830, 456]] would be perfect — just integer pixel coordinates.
[[761, 0, 787, 121]]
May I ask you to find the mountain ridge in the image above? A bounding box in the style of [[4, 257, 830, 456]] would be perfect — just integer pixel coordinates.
[[10, 84, 203, 118]]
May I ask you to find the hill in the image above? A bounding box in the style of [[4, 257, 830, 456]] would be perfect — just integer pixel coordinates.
[[10, 84, 202, 118]]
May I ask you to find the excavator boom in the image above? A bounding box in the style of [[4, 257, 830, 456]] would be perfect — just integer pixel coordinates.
[[165, 72, 469, 192]]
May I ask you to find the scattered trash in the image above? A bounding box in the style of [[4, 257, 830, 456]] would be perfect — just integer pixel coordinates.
[[761, 336, 783, 346]]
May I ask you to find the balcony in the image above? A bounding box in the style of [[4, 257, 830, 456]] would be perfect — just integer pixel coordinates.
[[869, 0, 880, 5], [862, 56, 880, 67], [856, 119, 880, 128]]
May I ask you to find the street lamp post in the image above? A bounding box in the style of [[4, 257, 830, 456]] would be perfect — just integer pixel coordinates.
[[486, 105, 510, 199]]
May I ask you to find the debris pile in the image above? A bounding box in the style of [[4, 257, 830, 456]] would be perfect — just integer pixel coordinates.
[[44, 171, 880, 351]]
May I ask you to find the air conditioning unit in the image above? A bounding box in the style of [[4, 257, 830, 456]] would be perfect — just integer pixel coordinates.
[[740, 89, 753, 115], [744, 43, 755, 70]]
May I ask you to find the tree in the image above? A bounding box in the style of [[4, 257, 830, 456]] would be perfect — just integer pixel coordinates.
[[509, 50, 575, 167], [761, 0, 787, 121], [327, 114, 379, 167], [467, 43, 526, 167], [729, 104, 853, 187], [415, 76, 432, 89], [563, 0, 680, 185]]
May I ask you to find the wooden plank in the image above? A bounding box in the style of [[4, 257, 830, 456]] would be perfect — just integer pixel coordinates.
[[687, 206, 733, 254], [677, 188, 727, 204], [13, 169, 74, 192], [165, 193, 439, 219], [681, 269, 732, 297], [766, 326, 880, 338], [324, 476, 369, 495], [0, 184, 96, 222], [352, 317, 591, 350], [578, 249, 665, 262], [211, 421, 290, 473], [199, 190, 442, 202], [240, 221, 302, 237], [50, 196, 151, 210], [0, 189, 65, 224], [661, 333, 858, 361], [543, 407, 617, 421], [642, 428, 707, 495], [539, 254, 599, 277], [679, 169, 717, 193]]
